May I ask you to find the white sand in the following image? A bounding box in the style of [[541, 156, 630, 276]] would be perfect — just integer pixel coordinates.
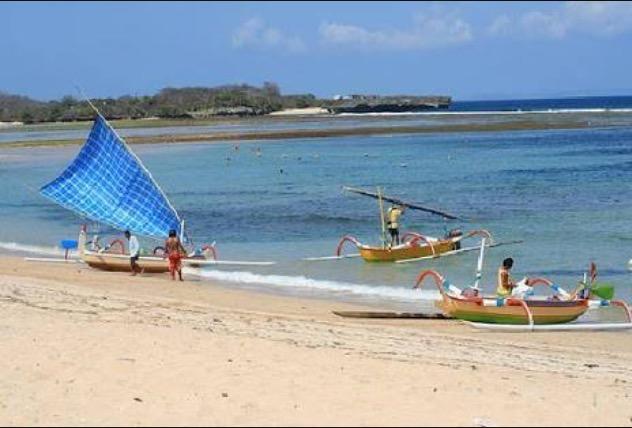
[[268, 107, 330, 116], [1, 256, 632, 426]]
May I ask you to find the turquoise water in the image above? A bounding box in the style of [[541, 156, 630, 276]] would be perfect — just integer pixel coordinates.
[[2, 126, 632, 311]]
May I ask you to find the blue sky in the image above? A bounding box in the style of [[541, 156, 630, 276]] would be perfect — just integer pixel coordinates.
[[2, 1, 632, 101]]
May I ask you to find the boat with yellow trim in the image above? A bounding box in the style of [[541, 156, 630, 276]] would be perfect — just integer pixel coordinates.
[[336, 229, 493, 262], [331, 186, 504, 263], [414, 269, 590, 325], [412, 242, 632, 329]]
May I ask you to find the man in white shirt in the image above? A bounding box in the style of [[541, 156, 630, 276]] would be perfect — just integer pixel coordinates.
[[124, 230, 141, 275]]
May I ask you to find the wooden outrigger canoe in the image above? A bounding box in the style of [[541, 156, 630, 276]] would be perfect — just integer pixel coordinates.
[[77, 229, 215, 273], [336, 230, 493, 262], [76, 228, 274, 272], [412, 240, 632, 330], [81, 250, 171, 273], [330, 186, 505, 263], [38, 110, 276, 275], [414, 268, 632, 329], [414, 269, 590, 325]]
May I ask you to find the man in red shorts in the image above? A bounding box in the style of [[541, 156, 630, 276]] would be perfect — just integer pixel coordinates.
[[164, 229, 187, 281]]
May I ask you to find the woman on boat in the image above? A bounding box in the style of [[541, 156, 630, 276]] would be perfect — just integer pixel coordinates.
[[164, 230, 187, 281], [497, 257, 516, 297]]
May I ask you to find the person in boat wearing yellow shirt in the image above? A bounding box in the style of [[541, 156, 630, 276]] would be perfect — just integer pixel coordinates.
[[497, 257, 516, 297], [386, 204, 405, 246]]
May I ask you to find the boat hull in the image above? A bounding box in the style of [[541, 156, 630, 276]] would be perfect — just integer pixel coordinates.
[[360, 240, 457, 262], [438, 298, 589, 325], [82, 251, 170, 273]]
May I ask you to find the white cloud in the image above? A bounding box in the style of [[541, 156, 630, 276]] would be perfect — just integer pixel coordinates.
[[232, 18, 306, 53], [319, 10, 472, 51], [565, 1, 632, 36], [487, 1, 632, 39]]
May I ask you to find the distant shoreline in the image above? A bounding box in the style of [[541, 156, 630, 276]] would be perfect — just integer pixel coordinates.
[[2, 110, 632, 148]]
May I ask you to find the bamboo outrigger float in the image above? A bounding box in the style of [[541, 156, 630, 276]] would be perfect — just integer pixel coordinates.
[[414, 239, 632, 331]]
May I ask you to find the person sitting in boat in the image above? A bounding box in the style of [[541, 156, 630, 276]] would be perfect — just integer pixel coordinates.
[[124, 230, 142, 276], [497, 257, 517, 297], [386, 204, 405, 246], [164, 229, 187, 281]]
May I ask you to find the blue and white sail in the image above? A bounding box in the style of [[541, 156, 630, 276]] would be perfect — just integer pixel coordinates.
[[40, 114, 182, 238]]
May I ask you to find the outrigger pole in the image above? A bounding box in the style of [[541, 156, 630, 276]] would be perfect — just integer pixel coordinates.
[[474, 237, 487, 291], [343, 186, 461, 220]]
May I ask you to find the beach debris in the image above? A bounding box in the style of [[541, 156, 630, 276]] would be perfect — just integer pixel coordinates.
[[584, 363, 599, 369], [222, 392, 229, 398], [134, 397, 143, 403]]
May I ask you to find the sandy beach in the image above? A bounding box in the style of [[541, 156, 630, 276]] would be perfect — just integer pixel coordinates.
[[1, 256, 631, 426]]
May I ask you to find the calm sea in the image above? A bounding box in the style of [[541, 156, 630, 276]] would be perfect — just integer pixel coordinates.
[[1, 96, 632, 312]]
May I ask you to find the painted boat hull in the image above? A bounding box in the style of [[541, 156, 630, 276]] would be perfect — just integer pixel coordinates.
[[360, 239, 457, 262], [81, 251, 170, 273], [437, 297, 589, 325]]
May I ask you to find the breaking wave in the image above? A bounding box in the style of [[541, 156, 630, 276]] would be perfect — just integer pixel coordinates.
[[188, 268, 440, 302], [0, 241, 68, 256]]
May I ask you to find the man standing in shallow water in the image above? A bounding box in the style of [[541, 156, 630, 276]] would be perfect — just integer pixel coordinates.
[[164, 229, 187, 281]]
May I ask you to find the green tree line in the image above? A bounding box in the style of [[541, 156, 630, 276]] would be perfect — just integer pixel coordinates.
[[0, 82, 321, 124]]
